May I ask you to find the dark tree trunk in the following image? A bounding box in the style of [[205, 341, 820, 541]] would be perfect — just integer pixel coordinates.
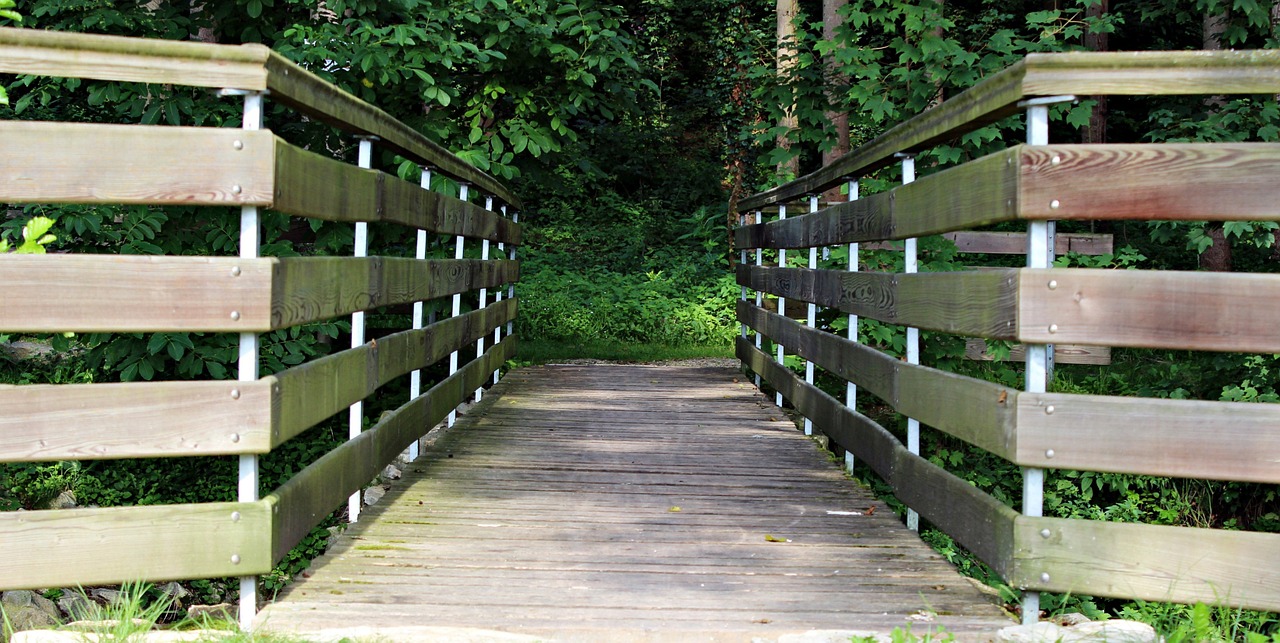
[[1082, 0, 1109, 144]]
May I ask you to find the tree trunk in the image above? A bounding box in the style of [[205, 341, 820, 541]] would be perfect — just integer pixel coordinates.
[[776, 0, 800, 179], [820, 0, 850, 203], [1081, 0, 1109, 144], [1198, 7, 1232, 271]]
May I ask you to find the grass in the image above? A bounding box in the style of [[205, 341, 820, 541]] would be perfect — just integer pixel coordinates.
[[516, 338, 733, 364]]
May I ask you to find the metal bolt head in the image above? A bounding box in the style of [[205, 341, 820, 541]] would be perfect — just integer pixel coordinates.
[[230, 389, 241, 400], [233, 140, 244, 150], [231, 433, 241, 443], [231, 185, 243, 195], [1051, 155, 1061, 165], [231, 511, 241, 523], [1040, 528, 1051, 539], [1045, 449, 1056, 458], [1048, 280, 1058, 290], [1040, 572, 1051, 583], [230, 311, 241, 321], [1050, 199, 1061, 209], [231, 554, 241, 565], [231, 266, 242, 277], [1045, 405, 1055, 415], [1048, 324, 1058, 334]]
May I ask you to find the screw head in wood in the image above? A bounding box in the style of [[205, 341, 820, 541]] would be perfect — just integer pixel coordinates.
[[1050, 199, 1061, 209], [1051, 155, 1061, 165], [231, 433, 240, 443], [231, 555, 241, 565], [1040, 528, 1051, 538], [231, 185, 243, 195], [232, 511, 241, 522], [1048, 324, 1058, 334], [1045, 405, 1055, 415], [230, 266, 241, 277], [233, 140, 244, 150], [1048, 280, 1058, 290], [1040, 572, 1051, 583], [230, 389, 241, 400], [230, 311, 241, 321], [1045, 449, 1056, 458]]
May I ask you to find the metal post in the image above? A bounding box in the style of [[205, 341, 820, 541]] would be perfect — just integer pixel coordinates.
[[234, 90, 263, 632], [475, 196, 493, 401], [844, 178, 859, 476], [507, 211, 517, 337], [348, 137, 373, 524], [740, 212, 749, 341], [775, 204, 787, 408], [1021, 102, 1051, 625], [448, 184, 468, 427], [493, 204, 506, 385], [408, 166, 432, 463], [804, 195, 819, 436], [754, 210, 763, 388], [901, 155, 920, 533]]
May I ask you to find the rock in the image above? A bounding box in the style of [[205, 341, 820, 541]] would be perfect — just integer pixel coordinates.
[[43, 491, 77, 510], [2, 591, 61, 621], [997, 620, 1157, 643], [380, 464, 402, 482], [1053, 612, 1092, 627], [1, 591, 61, 635], [0, 341, 55, 363], [56, 593, 96, 621], [156, 583, 188, 610], [87, 589, 119, 605], [363, 485, 386, 506], [185, 602, 236, 623]]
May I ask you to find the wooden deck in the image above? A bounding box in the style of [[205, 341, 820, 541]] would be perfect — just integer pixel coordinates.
[[255, 364, 1013, 641]]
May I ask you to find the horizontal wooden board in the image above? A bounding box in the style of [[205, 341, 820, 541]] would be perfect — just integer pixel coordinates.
[[269, 338, 516, 560], [272, 141, 521, 244], [0, 122, 273, 206], [739, 50, 1280, 211], [944, 231, 1113, 256], [1017, 393, 1280, 483], [0, 500, 272, 590], [0, 26, 270, 90], [738, 265, 1018, 339], [964, 339, 1112, 365], [263, 53, 520, 210], [0, 255, 274, 332], [0, 381, 271, 462], [1013, 516, 1280, 613], [1020, 144, 1280, 221], [739, 302, 1017, 459], [273, 300, 517, 443], [1019, 268, 1280, 353], [271, 257, 518, 328]]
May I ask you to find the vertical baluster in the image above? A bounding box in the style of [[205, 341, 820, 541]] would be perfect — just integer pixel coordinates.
[[348, 137, 374, 524], [449, 183, 469, 428], [475, 196, 493, 401], [234, 89, 263, 632], [507, 211, 518, 338], [804, 195, 818, 436], [408, 166, 432, 463], [775, 204, 787, 408], [1021, 101, 1052, 625], [844, 178, 859, 475], [900, 154, 920, 533], [739, 212, 748, 341], [493, 204, 506, 385], [753, 210, 763, 388]]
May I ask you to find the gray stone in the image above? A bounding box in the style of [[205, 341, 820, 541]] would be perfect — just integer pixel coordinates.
[[1, 591, 60, 635], [185, 602, 236, 623], [0, 341, 55, 363], [997, 620, 1157, 643], [380, 464, 402, 482], [87, 589, 119, 605], [43, 491, 76, 510], [1053, 612, 1093, 627], [2, 591, 59, 621], [56, 593, 96, 621], [363, 485, 386, 506]]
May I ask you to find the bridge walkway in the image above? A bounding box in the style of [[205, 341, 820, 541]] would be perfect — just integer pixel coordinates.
[[255, 364, 1013, 641]]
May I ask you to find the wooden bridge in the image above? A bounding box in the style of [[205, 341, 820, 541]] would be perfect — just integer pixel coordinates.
[[2, 28, 1280, 641]]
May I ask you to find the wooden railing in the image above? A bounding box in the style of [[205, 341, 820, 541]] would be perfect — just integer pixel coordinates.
[[735, 51, 1280, 623], [0, 28, 521, 627]]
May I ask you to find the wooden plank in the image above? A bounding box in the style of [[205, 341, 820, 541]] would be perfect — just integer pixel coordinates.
[[262, 53, 520, 210], [0, 26, 269, 90], [1019, 268, 1280, 353], [272, 300, 517, 444], [0, 381, 271, 462], [943, 231, 1113, 256], [964, 339, 1112, 365], [0, 122, 273, 206], [736, 150, 1018, 248], [0, 500, 272, 590], [1017, 393, 1280, 483], [1013, 516, 1280, 613], [1020, 144, 1280, 221], [737, 338, 1017, 575], [269, 337, 516, 560], [270, 257, 518, 328], [0, 255, 273, 332], [740, 302, 1016, 460], [738, 265, 1018, 339], [272, 142, 521, 244], [739, 51, 1280, 212]]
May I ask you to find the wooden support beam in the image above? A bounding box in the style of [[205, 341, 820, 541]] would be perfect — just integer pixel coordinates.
[[1013, 516, 1280, 613], [0, 501, 273, 590], [965, 339, 1112, 365], [943, 231, 1113, 256]]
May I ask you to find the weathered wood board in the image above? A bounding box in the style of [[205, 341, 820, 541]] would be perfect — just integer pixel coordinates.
[[965, 338, 1112, 366], [256, 364, 1013, 638]]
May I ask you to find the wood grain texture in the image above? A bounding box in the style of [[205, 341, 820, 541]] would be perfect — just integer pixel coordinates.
[[1013, 516, 1280, 612], [944, 231, 1113, 256], [272, 141, 522, 244], [737, 339, 1017, 575], [0, 122, 273, 206], [1020, 144, 1280, 221], [1017, 393, 1280, 483], [738, 265, 1018, 339], [0, 381, 271, 462], [1019, 268, 1280, 353], [263, 53, 519, 209], [964, 339, 1112, 365], [258, 361, 1012, 637], [0, 26, 269, 90], [269, 338, 516, 560], [739, 50, 1280, 211], [735, 150, 1018, 248], [0, 255, 273, 332], [739, 302, 1017, 458], [272, 300, 517, 444], [0, 501, 272, 590], [270, 257, 518, 328]]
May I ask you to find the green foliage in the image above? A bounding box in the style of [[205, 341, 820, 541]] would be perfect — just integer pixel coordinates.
[[0, 216, 57, 254]]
